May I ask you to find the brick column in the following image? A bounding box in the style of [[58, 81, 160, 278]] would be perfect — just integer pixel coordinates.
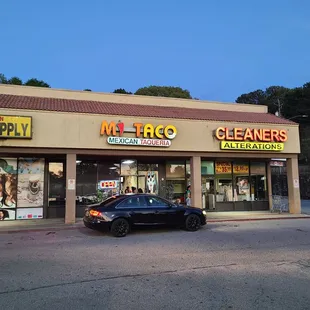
[[287, 157, 301, 214], [65, 153, 77, 224], [190, 156, 202, 209]]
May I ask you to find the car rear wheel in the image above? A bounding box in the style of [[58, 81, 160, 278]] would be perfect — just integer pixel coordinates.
[[110, 218, 130, 237], [185, 214, 201, 231]]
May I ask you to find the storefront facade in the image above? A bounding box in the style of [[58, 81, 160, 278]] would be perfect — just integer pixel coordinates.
[[0, 85, 301, 223]]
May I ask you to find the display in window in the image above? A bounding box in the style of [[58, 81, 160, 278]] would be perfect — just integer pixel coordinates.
[[98, 179, 120, 201], [17, 158, 45, 207], [16, 207, 43, 220], [215, 162, 232, 174], [0, 158, 17, 209], [235, 177, 250, 201], [137, 164, 159, 194], [216, 179, 233, 202], [233, 164, 249, 174], [166, 163, 185, 179], [121, 160, 137, 176], [0, 209, 15, 221]]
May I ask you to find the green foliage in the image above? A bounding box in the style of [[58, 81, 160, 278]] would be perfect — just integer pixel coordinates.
[[236, 82, 310, 163], [134, 85, 192, 99], [24, 78, 50, 88], [113, 88, 132, 94], [8, 77, 23, 85], [0, 73, 7, 84], [0, 73, 50, 88], [84, 89, 92, 91]]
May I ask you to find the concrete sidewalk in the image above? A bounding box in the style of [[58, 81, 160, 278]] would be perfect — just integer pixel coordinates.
[[0, 211, 310, 234]]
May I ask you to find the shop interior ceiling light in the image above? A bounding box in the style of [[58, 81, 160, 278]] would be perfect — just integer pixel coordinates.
[[122, 160, 135, 164]]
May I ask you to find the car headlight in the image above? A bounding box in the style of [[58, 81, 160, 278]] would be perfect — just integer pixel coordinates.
[[202, 210, 207, 216]]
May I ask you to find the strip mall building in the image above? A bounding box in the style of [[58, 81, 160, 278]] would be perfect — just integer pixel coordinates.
[[0, 85, 301, 223]]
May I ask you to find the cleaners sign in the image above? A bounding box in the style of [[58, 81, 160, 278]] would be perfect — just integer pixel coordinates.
[[0, 115, 32, 139], [215, 127, 287, 152], [100, 121, 177, 147]]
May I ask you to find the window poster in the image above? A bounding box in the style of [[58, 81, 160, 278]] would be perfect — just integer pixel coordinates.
[[17, 158, 45, 208], [0, 158, 17, 210], [0, 209, 16, 221], [16, 208, 43, 220]]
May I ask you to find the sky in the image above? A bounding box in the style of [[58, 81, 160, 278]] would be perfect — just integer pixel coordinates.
[[1, 0, 310, 102]]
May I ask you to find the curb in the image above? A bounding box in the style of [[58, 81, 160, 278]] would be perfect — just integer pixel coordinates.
[[1, 216, 310, 234], [0, 225, 84, 235], [208, 216, 310, 223]]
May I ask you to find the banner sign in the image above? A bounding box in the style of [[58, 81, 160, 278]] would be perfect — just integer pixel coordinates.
[[233, 164, 249, 174], [0, 115, 32, 139], [98, 180, 119, 189], [215, 162, 232, 174]]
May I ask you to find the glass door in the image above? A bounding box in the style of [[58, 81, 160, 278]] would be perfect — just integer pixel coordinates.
[[202, 176, 215, 210]]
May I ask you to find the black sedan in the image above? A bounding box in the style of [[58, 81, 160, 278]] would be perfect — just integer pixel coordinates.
[[83, 194, 207, 237]]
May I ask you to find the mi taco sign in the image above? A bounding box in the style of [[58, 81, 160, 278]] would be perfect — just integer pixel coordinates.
[[215, 127, 287, 152], [100, 121, 177, 147]]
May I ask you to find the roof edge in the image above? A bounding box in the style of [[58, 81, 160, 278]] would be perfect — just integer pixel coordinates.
[[0, 84, 268, 113]]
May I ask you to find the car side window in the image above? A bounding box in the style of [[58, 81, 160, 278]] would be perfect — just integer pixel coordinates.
[[116, 196, 147, 209], [145, 196, 170, 208]]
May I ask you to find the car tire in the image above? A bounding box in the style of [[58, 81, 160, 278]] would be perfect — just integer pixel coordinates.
[[110, 218, 130, 237], [185, 214, 201, 232]]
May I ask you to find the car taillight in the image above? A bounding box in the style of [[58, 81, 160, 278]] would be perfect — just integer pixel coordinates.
[[89, 210, 102, 217]]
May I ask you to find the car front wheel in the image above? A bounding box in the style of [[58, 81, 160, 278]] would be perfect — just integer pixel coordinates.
[[110, 218, 130, 237], [185, 214, 201, 231]]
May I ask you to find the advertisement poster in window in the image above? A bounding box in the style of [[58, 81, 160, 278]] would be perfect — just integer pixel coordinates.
[[0, 158, 17, 210], [17, 158, 45, 207], [0, 209, 16, 221], [16, 208, 43, 220], [215, 162, 232, 174], [236, 177, 250, 195]]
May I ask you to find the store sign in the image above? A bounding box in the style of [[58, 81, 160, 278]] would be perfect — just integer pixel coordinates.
[[0, 115, 32, 139], [98, 180, 118, 189], [100, 121, 177, 147], [215, 127, 287, 151], [215, 162, 232, 174], [233, 164, 249, 174]]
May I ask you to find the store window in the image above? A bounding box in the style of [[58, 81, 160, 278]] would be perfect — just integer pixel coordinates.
[[251, 162, 267, 201], [97, 162, 120, 200], [233, 161, 250, 201], [138, 164, 159, 194], [201, 161, 215, 175], [215, 161, 233, 202], [48, 162, 65, 206], [0, 158, 17, 221], [166, 161, 186, 202], [17, 158, 45, 220], [76, 161, 98, 205], [121, 159, 138, 193]]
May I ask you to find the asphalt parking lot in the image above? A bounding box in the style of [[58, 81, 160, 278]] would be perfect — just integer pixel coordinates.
[[1, 219, 310, 310]]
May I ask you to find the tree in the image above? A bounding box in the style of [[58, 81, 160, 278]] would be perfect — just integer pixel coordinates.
[[0, 73, 7, 84], [113, 88, 132, 94], [235, 82, 310, 164], [8, 77, 23, 85], [236, 89, 266, 105], [236, 86, 290, 116], [134, 86, 192, 99], [24, 78, 50, 88], [84, 89, 92, 91]]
